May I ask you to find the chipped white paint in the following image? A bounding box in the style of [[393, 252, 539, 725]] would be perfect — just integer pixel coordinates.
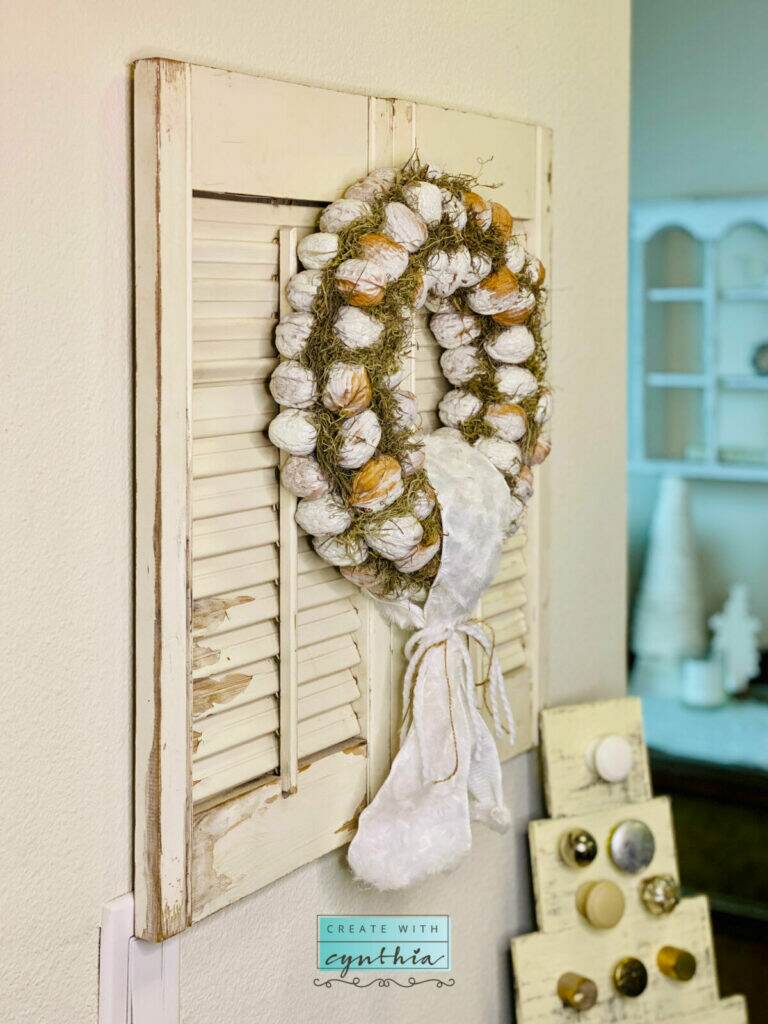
[[540, 698, 652, 818], [529, 797, 678, 934]]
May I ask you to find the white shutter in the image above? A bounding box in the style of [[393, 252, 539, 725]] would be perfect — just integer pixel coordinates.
[[134, 59, 550, 939]]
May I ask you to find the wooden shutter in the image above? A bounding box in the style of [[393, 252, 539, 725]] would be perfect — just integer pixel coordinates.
[[134, 59, 551, 941]]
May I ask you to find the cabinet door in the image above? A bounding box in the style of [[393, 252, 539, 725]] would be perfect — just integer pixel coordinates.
[[134, 59, 551, 940]]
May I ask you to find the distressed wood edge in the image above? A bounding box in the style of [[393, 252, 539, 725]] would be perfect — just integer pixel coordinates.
[[133, 57, 193, 942]]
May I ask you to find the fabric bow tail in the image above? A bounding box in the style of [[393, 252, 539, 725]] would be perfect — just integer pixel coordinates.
[[347, 619, 515, 890]]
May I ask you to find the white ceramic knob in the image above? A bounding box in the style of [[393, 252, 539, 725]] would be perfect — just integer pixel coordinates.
[[586, 735, 633, 783]]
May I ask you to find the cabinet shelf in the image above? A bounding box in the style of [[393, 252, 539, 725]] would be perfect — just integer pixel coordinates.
[[719, 374, 768, 391], [646, 287, 706, 303], [720, 288, 768, 302], [631, 459, 768, 483], [646, 372, 706, 389]]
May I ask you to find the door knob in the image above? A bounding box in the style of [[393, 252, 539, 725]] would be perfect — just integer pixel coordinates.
[[657, 946, 697, 981], [586, 735, 633, 783], [557, 972, 598, 1011], [613, 957, 648, 997], [609, 819, 655, 873], [640, 874, 680, 915], [559, 828, 598, 869], [576, 880, 625, 929]]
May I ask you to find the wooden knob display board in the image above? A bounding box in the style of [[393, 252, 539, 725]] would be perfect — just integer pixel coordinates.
[[510, 697, 748, 1023]]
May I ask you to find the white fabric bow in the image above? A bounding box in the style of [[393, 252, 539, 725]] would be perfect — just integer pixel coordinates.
[[347, 430, 517, 890]]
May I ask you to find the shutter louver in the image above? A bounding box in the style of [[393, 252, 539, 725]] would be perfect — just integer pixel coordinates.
[[190, 198, 362, 804]]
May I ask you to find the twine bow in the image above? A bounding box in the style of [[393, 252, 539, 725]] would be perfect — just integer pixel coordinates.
[[400, 617, 516, 764]]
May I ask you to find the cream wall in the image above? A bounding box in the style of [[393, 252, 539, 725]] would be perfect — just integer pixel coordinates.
[[630, 0, 768, 642], [0, 2, 629, 1022]]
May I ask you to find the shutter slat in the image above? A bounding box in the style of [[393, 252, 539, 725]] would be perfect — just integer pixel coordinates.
[[498, 640, 526, 674], [193, 357, 278, 385], [193, 261, 277, 280], [193, 620, 279, 680], [193, 199, 320, 227], [193, 438, 278, 479], [298, 576, 358, 610], [193, 300, 276, 319], [193, 482, 278, 519], [193, 382, 274, 419], [193, 659, 278, 719], [193, 584, 279, 637], [299, 635, 361, 683], [193, 317, 277, 342], [193, 279, 279, 303], [192, 545, 279, 598], [482, 580, 527, 619], [486, 608, 527, 647], [193, 508, 279, 558]]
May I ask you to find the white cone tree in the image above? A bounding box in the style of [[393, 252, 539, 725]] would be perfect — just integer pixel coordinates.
[[631, 476, 707, 696]]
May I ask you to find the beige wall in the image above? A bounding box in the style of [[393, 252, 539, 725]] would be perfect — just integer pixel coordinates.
[[0, 2, 629, 1022]]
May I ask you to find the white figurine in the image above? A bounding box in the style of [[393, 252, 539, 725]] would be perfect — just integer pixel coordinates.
[[709, 585, 761, 696]]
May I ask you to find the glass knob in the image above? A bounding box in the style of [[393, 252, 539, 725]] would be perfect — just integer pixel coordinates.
[[657, 946, 697, 981], [576, 880, 625, 929], [640, 874, 680, 915], [559, 828, 599, 868], [557, 972, 598, 1011], [609, 819, 655, 873], [613, 957, 648, 998]]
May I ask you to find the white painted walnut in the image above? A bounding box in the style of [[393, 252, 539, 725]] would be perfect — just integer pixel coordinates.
[[335, 259, 387, 307], [364, 513, 423, 560], [474, 437, 523, 475], [440, 188, 467, 230], [345, 171, 392, 203], [524, 257, 546, 288], [338, 408, 382, 469], [358, 232, 408, 282], [322, 363, 372, 417], [402, 181, 443, 225], [275, 311, 314, 359], [440, 345, 479, 386], [461, 251, 493, 288], [269, 360, 317, 409], [313, 533, 368, 567], [430, 310, 482, 349], [496, 365, 538, 400], [333, 305, 384, 349], [297, 232, 339, 270], [535, 390, 553, 425], [427, 247, 472, 297], [485, 402, 527, 443], [504, 240, 526, 274], [438, 389, 482, 428], [392, 389, 418, 430], [349, 454, 404, 512], [514, 465, 534, 502], [463, 190, 492, 230], [286, 269, 323, 312], [411, 484, 437, 519], [529, 434, 551, 465], [319, 198, 371, 233], [401, 446, 426, 476], [467, 267, 526, 316], [395, 538, 442, 573], [484, 325, 535, 364], [268, 409, 317, 456], [295, 493, 352, 537], [383, 202, 428, 253], [281, 455, 329, 499], [491, 288, 536, 326], [490, 202, 514, 241]]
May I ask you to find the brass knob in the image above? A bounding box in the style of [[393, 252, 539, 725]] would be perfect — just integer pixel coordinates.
[[608, 819, 655, 874], [557, 972, 598, 1011], [559, 828, 598, 868], [613, 957, 648, 998], [640, 874, 680, 915], [576, 880, 625, 929], [657, 946, 697, 981]]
